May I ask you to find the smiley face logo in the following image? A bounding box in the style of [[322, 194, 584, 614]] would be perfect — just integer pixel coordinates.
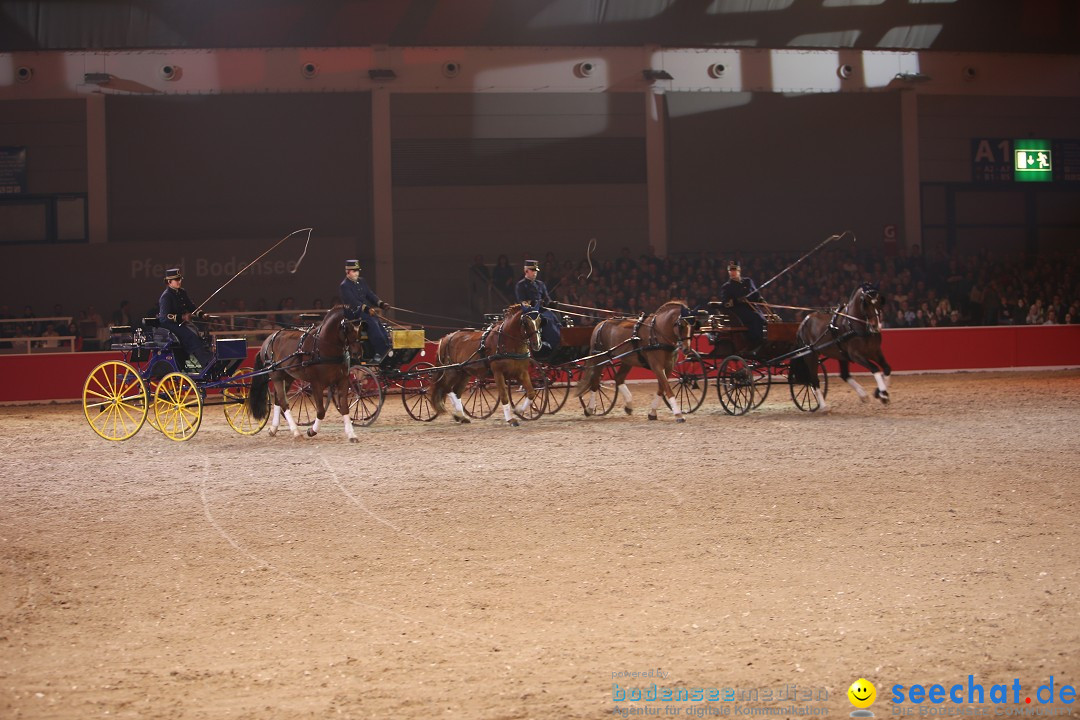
[[848, 678, 877, 709]]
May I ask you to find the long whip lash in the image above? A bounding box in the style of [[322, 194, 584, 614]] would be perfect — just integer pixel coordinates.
[[759, 230, 854, 291], [196, 227, 313, 314]]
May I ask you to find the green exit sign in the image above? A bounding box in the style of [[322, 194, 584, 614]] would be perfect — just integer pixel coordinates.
[[1014, 139, 1052, 182]]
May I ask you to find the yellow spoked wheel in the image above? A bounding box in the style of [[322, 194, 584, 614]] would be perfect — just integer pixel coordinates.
[[223, 366, 268, 435], [82, 360, 148, 441], [154, 372, 203, 441]]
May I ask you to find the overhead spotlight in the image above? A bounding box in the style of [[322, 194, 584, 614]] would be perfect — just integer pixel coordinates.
[[301, 62, 319, 79], [573, 61, 596, 78], [837, 64, 854, 80], [962, 66, 977, 80], [159, 64, 181, 81], [642, 68, 674, 82], [442, 61, 460, 78], [707, 63, 726, 79], [895, 71, 931, 83], [84, 72, 112, 85], [368, 68, 396, 81], [15, 66, 33, 83]]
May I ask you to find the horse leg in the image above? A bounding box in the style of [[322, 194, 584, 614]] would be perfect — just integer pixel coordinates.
[[328, 377, 358, 442], [446, 372, 471, 424], [493, 368, 518, 427], [513, 365, 536, 416], [614, 364, 634, 415], [646, 356, 684, 423], [307, 384, 328, 437], [839, 359, 870, 403]]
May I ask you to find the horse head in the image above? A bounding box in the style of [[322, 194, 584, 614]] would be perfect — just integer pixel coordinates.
[[318, 305, 366, 360], [656, 300, 695, 346], [519, 308, 543, 354], [851, 282, 884, 333]]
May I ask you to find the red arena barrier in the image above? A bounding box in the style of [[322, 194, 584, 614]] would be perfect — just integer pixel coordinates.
[[0, 326, 1077, 404]]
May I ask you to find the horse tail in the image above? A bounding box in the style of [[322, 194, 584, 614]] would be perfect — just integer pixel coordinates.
[[248, 352, 271, 420], [790, 354, 818, 388]]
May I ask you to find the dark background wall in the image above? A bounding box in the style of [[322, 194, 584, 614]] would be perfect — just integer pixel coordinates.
[[667, 91, 903, 255]]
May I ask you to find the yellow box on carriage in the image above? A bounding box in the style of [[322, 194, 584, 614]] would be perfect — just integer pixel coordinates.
[[391, 329, 425, 349]]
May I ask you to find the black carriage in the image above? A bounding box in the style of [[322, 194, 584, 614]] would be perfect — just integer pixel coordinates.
[[82, 319, 265, 441], [282, 321, 432, 426], [690, 303, 829, 415], [453, 312, 708, 420]]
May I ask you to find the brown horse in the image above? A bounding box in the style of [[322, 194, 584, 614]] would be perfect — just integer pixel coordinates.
[[247, 305, 367, 441], [574, 300, 695, 422], [431, 305, 542, 426], [795, 282, 892, 412]]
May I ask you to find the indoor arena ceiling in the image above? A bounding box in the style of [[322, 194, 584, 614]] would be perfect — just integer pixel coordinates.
[[2, 0, 1079, 54]]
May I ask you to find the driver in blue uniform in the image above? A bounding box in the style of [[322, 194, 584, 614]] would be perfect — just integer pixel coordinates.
[[339, 259, 391, 363], [719, 259, 767, 354], [514, 259, 561, 356], [157, 267, 215, 370]]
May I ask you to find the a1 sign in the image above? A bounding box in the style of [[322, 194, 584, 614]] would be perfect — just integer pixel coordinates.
[[972, 138, 1011, 183]]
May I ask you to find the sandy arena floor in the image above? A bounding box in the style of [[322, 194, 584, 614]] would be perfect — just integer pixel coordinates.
[[1, 370, 1079, 719]]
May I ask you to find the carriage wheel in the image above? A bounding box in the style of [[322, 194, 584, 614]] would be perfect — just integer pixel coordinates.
[[286, 378, 317, 427], [716, 355, 755, 416], [541, 366, 572, 414], [154, 372, 203, 441], [579, 362, 619, 416], [508, 366, 545, 421], [790, 358, 829, 412], [401, 361, 437, 422], [82, 360, 148, 441], [223, 366, 268, 435], [750, 362, 771, 409], [348, 366, 384, 427], [670, 349, 708, 414], [461, 375, 499, 419]]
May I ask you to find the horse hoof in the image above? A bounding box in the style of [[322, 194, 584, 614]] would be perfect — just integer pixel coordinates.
[[307, 429, 317, 437], [859, 394, 870, 403], [624, 406, 633, 415], [453, 415, 462, 423], [349, 436, 359, 443], [459, 416, 471, 424], [508, 419, 520, 427], [268, 428, 278, 437], [583, 408, 593, 417], [877, 390, 890, 405], [675, 416, 686, 424], [647, 413, 657, 421]]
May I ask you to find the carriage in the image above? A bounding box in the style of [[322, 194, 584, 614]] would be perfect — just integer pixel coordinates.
[[451, 309, 708, 421], [82, 319, 265, 441], [688, 303, 829, 416], [279, 321, 431, 427]]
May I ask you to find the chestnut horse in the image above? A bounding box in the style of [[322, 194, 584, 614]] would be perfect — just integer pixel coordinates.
[[431, 305, 542, 426], [795, 282, 891, 412], [247, 305, 367, 441], [574, 300, 696, 422]]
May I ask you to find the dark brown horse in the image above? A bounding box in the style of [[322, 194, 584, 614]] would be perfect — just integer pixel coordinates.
[[795, 282, 892, 412], [431, 305, 542, 426], [247, 305, 367, 441], [574, 300, 695, 422]]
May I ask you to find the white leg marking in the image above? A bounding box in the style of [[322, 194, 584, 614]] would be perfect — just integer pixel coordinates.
[[502, 403, 514, 422], [815, 387, 829, 412], [270, 405, 281, 434], [284, 408, 300, 436], [448, 391, 465, 418], [846, 376, 869, 401], [342, 412, 357, 441], [618, 383, 633, 407]]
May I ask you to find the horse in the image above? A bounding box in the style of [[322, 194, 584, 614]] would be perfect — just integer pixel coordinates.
[[431, 305, 543, 427], [247, 305, 367, 441], [794, 282, 892, 412], [574, 300, 696, 422]]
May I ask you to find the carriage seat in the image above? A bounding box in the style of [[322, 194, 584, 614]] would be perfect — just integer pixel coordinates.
[[142, 317, 180, 348]]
